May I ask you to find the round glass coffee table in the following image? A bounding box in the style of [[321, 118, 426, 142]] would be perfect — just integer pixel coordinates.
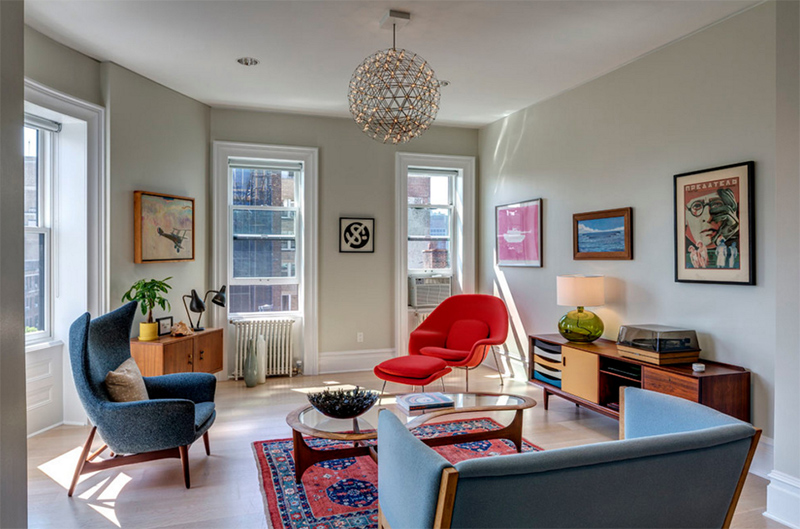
[[286, 392, 536, 482]]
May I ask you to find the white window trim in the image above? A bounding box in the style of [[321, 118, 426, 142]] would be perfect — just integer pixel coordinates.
[[213, 141, 318, 375], [407, 169, 456, 275], [395, 153, 475, 357], [24, 79, 108, 319]]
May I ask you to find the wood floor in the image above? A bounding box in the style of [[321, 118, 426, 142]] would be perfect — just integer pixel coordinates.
[[27, 367, 784, 529]]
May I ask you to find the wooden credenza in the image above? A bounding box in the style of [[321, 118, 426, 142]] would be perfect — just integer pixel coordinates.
[[130, 328, 223, 376], [529, 334, 750, 422]]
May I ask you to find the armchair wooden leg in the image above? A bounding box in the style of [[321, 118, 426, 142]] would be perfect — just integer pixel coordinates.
[[203, 432, 210, 456], [179, 445, 190, 489], [68, 426, 97, 497]]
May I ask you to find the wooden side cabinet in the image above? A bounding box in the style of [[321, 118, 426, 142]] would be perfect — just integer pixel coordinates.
[[529, 334, 751, 422], [130, 328, 223, 376]]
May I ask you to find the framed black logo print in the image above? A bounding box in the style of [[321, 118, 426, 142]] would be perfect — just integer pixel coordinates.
[[340, 217, 375, 253]]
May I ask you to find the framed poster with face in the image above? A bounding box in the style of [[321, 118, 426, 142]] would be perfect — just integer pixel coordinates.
[[340, 217, 375, 253], [496, 198, 542, 267], [674, 161, 755, 285]]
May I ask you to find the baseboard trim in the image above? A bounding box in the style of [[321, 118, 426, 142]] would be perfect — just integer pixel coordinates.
[[27, 421, 63, 438], [750, 434, 773, 479], [318, 348, 395, 374], [766, 470, 800, 529]]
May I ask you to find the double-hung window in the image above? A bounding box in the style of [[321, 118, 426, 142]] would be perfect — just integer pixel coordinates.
[[228, 158, 301, 314], [24, 116, 57, 342], [407, 169, 455, 273]]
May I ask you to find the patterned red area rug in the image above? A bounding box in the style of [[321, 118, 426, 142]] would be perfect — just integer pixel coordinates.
[[253, 417, 542, 529]]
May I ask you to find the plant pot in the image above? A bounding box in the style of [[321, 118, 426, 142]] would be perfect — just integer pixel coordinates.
[[139, 322, 159, 342]]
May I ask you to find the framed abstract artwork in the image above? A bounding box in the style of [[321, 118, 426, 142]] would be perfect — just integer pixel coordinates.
[[573, 207, 633, 260], [674, 161, 755, 285], [496, 198, 542, 267], [134, 191, 195, 263], [339, 217, 375, 253]]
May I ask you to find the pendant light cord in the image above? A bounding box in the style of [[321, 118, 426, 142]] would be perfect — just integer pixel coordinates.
[[393, 23, 396, 50]]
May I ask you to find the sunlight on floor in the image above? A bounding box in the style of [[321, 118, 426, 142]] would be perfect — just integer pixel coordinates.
[[38, 446, 131, 528]]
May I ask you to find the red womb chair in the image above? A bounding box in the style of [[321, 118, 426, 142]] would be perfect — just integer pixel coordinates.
[[410, 294, 509, 391]]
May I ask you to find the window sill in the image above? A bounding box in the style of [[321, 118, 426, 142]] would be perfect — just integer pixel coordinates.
[[25, 339, 64, 354]]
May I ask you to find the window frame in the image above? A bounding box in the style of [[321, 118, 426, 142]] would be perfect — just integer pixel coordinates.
[[24, 124, 54, 345], [407, 170, 455, 275], [226, 159, 304, 315]]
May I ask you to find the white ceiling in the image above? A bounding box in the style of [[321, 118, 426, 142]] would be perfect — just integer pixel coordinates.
[[25, 0, 758, 127]]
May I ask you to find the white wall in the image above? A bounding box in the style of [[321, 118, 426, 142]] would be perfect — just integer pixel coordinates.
[[101, 63, 211, 331], [210, 109, 478, 369], [478, 2, 776, 436], [0, 2, 28, 526]]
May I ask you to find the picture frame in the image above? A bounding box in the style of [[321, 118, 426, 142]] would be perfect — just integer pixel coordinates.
[[339, 217, 375, 253], [496, 198, 543, 267], [134, 191, 195, 263], [156, 316, 173, 336], [573, 207, 633, 260], [674, 161, 755, 285]]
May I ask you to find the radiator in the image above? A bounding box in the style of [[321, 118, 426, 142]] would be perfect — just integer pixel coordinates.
[[231, 319, 295, 379], [413, 310, 432, 328]]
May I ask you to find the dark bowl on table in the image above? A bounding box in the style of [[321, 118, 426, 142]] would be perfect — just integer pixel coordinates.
[[307, 386, 379, 419]]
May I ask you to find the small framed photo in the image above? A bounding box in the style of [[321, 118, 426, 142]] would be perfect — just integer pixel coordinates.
[[496, 198, 542, 267], [573, 207, 633, 260], [674, 161, 755, 285], [340, 217, 375, 253], [156, 316, 173, 336]]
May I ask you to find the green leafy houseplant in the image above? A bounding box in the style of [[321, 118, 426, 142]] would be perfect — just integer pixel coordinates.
[[122, 277, 173, 323]]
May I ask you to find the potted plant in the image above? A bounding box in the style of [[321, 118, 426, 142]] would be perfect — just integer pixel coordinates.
[[122, 277, 172, 341]]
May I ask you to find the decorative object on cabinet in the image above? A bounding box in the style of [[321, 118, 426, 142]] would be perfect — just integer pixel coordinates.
[[155, 316, 173, 337], [496, 198, 542, 267], [171, 321, 194, 337], [674, 161, 754, 285], [556, 275, 605, 342], [339, 217, 374, 253], [573, 207, 632, 260], [134, 191, 194, 263], [529, 333, 751, 422], [348, 10, 441, 144], [616, 324, 700, 365], [130, 327, 223, 376], [121, 277, 172, 342], [182, 285, 226, 331]]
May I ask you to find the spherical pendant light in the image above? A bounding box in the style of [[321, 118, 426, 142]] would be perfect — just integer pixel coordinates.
[[348, 16, 441, 144]]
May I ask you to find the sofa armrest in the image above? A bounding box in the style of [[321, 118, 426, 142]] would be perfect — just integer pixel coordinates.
[[408, 329, 447, 355], [622, 387, 745, 439], [378, 411, 452, 529], [96, 398, 197, 453], [143, 373, 216, 404]]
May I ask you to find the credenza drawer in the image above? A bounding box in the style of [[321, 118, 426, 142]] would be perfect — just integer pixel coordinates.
[[643, 367, 699, 402]]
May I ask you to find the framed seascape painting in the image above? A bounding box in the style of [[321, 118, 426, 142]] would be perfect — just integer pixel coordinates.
[[573, 207, 633, 260], [134, 191, 195, 263], [674, 161, 755, 285], [496, 198, 542, 267]]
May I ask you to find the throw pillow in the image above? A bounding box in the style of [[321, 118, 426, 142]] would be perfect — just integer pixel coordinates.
[[105, 357, 149, 402]]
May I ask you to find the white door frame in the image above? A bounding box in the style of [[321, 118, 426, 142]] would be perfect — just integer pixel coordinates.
[[395, 152, 475, 357]]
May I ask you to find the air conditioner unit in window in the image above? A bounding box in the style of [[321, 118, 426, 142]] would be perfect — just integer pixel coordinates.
[[408, 276, 452, 309]]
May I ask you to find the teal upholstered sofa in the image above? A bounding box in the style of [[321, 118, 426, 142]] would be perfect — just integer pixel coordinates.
[[377, 387, 760, 529]]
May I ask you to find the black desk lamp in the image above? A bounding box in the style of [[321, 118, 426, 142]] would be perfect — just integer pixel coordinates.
[[183, 285, 226, 331]]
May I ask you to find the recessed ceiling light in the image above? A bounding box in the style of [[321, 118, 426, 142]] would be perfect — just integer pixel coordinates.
[[237, 57, 259, 66], [440, 80, 451, 88]]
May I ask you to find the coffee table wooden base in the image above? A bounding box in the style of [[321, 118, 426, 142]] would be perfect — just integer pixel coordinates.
[[291, 409, 525, 482]]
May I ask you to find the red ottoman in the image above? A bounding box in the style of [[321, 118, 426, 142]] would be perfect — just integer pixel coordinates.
[[374, 355, 452, 392]]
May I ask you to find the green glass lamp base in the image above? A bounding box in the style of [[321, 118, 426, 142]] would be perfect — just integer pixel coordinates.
[[558, 307, 604, 342]]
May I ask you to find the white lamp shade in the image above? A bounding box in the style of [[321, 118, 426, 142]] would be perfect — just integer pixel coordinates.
[[557, 275, 605, 307]]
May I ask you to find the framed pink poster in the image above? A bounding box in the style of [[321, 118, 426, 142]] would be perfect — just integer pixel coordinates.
[[496, 198, 542, 267]]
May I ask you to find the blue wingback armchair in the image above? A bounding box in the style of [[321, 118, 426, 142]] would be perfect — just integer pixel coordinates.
[[377, 387, 760, 529], [67, 302, 217, 496]]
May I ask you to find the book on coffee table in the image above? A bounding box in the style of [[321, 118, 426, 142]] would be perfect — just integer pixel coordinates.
[[396, 392, 454, 414]]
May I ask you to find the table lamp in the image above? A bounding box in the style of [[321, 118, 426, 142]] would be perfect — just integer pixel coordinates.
[[557, 275, 605, 342], [183, 285, 226, 331]]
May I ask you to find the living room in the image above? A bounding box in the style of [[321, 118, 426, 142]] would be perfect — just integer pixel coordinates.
[[2, 1, 798, 528]]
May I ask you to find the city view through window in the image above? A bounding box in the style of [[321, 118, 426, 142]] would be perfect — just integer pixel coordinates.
[[408, 172, 452, 271]]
